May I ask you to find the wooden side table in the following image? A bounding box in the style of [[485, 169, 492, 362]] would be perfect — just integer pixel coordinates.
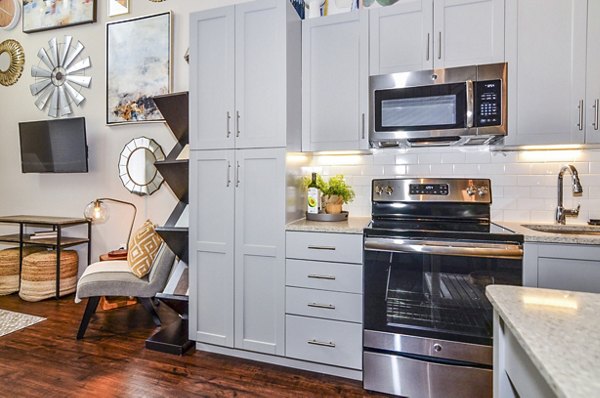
[[98, 251, 137, 311]]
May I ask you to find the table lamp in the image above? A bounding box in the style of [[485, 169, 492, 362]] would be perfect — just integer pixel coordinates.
[[83, 198, 137, 251]]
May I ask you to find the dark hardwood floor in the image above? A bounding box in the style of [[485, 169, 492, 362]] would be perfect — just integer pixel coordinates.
[[0, 294, 385, 398]]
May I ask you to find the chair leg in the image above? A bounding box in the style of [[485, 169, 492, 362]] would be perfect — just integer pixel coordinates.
[[77, 296, 100, 340], [139, 297, 161, 327]]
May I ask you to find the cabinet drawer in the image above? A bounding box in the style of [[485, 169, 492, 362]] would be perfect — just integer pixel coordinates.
[[286, 286, 362, 323], [286, 231, 363, 264], [285, 315, 362, 369], [286, 259, 362, 294]]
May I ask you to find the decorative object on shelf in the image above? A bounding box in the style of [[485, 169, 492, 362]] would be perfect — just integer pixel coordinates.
[[0, 39, 24, 86], [30, 36, 92, 118], [289, 0, 305, 19], [148, 0, 166, 2], [305, 0, 359, 17], [118, 137, 165, 196], [108, 0, 129, 17], [83, 197, 138, 248], [304, 174, 355, 215], [23, 0, 97, 34], [0, 0, 21, 30], [361, 0, 398, 8], [106, 12, 171, 125]]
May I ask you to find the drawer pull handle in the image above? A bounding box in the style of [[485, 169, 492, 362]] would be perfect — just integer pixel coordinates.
[[307, 245, 336, 251], [307, 302, 336, 310], [307, 339, 336, 348], [307, 274, 336, 280]]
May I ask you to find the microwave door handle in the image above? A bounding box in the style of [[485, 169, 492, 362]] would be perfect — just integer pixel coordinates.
[[466, 80, 474, 128]]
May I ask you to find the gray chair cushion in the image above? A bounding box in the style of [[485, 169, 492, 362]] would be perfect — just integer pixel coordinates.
[[76, 244, 175, 300]]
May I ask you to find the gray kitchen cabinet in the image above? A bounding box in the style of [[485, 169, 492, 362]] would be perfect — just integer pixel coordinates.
[[302, 11, 369, 151], [189, 148, 286, 355], [285, 231, 363, 370], [523, 242, 600, 293], [504, 0, 600, 146], [369, 0, 504, 75], [190, 0, 301, 151]]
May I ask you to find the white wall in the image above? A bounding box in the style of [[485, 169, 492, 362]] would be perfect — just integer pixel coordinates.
[[0, 0, 250, 265]]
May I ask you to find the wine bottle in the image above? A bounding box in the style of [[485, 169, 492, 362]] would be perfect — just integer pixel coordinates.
[[307, 172, 320, 214]]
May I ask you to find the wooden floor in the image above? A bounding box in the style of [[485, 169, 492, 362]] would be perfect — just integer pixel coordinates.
[[0, 294, 385, 398]]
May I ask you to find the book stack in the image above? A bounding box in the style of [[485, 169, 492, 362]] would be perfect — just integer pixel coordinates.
[[30, 231, 58, 240]]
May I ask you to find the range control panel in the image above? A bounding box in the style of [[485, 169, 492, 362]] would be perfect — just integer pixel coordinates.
[[409, 184, 449, 195], [475, 79, 502, 127], [372, 178, 492, 203]]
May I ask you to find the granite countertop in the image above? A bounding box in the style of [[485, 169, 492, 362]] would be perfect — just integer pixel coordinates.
[[486, 285, 600, 398], [286, 217, 371, 234], [496, 221, 600, 245]]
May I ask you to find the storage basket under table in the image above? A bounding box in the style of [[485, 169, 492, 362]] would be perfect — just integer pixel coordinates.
[[19, 250, 78, 302], [0, 246, 45, 295]]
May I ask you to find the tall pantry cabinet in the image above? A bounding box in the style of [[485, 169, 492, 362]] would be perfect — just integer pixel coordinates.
[[188, 0, 302, 356]]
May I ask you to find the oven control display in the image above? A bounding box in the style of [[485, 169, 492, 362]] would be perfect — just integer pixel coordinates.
[[409, 184, 449, 195]]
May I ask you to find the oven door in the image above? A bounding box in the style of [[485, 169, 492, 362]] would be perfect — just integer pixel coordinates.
[[363, 236, 522, 346]]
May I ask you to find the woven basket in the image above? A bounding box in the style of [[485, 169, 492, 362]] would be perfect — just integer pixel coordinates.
[[19, 250, 78, 302], [0, 247, 44, 296]]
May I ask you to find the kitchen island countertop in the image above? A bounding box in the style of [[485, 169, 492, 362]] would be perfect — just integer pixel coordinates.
[[486, 285, 600, 398]]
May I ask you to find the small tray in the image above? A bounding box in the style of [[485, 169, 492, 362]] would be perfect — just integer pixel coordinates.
[[306, 211, 349, 222], [589, 219, 600, 226]]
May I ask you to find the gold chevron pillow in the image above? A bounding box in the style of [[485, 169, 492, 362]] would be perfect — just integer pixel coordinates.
[[127, 220, 163, 278]]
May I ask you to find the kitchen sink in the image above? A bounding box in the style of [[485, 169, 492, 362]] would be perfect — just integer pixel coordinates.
[[521, 224, 600, 235]]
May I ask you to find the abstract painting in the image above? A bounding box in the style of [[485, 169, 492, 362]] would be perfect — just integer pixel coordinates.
[[23, 0, 97, 33], [106, 12, 171, 125]]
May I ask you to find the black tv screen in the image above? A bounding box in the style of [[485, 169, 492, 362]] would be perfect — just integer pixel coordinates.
[[19, 117, 89, 173]]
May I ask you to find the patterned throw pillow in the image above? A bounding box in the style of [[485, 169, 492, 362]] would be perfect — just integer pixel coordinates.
[[127, 220, 163, 278]]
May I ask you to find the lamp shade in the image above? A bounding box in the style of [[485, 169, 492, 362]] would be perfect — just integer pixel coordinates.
[[84, 200, 109, 223]]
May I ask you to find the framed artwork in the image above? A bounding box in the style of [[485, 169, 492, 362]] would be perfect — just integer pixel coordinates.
[[23, 0, 97, 34], [108, 0, 129, 17], [106, 12, 171, 125]]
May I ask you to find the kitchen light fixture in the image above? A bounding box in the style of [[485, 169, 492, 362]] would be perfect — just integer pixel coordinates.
[[83, 198, 137, 247]]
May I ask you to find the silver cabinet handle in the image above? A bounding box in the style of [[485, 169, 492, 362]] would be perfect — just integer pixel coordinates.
[[308, 302, 336, 310], [236, 111, 241, 137], [307, 245, 336, 251], [226, 162, 231, 187], [307, 274, 336, 280], [594, 99, 599, 131], [235, 161, 240, 187], [466, 80, 474, 128], [226, 111, 231, 138], [578, 100, 584, 131], [438, 31, 442, 60], [307, 339, 336, 348], [361, 113, 366, 139], [426, 33, 430, 61]]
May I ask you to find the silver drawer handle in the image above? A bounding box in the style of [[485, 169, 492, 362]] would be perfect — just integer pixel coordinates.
[[307, 274, 336, 280], [307, 245, 336, 251], [307, 339, 336, 348], [307, 302, 336, 310]]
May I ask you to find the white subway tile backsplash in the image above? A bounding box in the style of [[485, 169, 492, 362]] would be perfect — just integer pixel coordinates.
[[406, 164, 432, 175], [453, 164, 479, 175], [440, 152, 466, 164], [395, 154, 419, 165], [430, 164, 455, 175], [478, 163, 505, 175]]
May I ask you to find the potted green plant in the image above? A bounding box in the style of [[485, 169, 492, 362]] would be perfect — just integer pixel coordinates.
[[304, 174, 355, 215]]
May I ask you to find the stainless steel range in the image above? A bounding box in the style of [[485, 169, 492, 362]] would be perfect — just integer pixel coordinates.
[[363, 178, 523, 398]]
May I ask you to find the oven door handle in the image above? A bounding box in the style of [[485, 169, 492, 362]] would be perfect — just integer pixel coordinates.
[[364, 237, 523, 259]]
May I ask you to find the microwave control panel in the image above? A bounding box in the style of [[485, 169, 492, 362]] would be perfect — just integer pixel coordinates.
[[475, 79, 502, 127]]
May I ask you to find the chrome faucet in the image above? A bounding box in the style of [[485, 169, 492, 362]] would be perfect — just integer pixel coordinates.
[[556, 164, 583, 224]]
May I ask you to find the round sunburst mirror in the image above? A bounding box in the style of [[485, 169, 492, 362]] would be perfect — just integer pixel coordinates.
[[0, 39, 25, 87], [119, 137, 165, 196], [30, 36, 92, 118]]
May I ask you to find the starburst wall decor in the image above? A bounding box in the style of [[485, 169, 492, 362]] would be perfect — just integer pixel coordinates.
[[30, 36, 92, 118]]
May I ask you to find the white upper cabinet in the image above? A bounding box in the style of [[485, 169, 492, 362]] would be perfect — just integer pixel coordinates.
[[369, 0, 505, 75], [504, 0, 588, 145], [585, 0, 600, 144], [190, 0, 301, 150], [302, 11, 369, 151]]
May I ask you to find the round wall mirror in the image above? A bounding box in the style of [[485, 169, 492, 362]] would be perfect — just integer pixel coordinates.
[[118, 137, 165, 196], [0, 39, 25, 87]]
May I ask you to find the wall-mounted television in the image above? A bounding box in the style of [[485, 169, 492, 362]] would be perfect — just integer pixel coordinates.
[[19, 117, 89, 173]]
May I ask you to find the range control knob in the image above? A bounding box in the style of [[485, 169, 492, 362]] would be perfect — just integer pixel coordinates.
[[385, 186, 394, 196], [374, 185, 383, 196], [466, 186, 476, 196], [477, 186, 489, 197]]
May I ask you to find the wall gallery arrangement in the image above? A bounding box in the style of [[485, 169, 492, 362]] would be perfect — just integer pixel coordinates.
[[106, 12, 171, 125], [23, 0, 97, 33]]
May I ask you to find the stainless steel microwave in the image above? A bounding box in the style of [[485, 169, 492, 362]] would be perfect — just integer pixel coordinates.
[[369, 62, 507, 148]]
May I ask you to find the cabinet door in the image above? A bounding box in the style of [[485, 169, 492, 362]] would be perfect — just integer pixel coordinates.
[[433, 0, 504, 69], [538, 258, 600, 294], [585, 1, 600, 143], [235, 0, 287, 149], [369, 0, 433, 75], [504, 0, 587, 145], [189, 8, 236, 150], [188, 150, 235, 347], [234, 148, 285, 355], [302, 11, 369, 151]]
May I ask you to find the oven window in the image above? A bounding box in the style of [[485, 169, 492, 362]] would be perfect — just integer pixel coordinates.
[[364, 249, 522, 345], [381, 95, 457, 127]]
